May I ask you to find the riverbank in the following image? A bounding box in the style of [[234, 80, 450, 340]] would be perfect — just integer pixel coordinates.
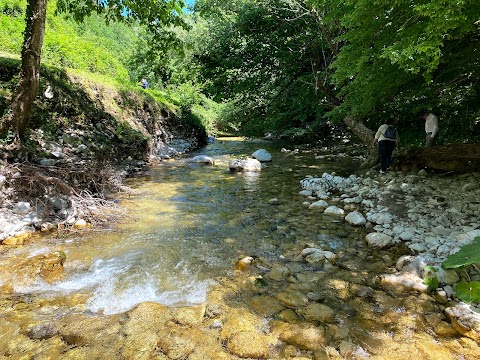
[[0, 62, 207, 246]]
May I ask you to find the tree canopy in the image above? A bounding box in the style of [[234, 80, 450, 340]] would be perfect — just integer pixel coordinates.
[[1, 0, 188, 139], [1, 0, 479, 145], [188, 0, 480, 143]]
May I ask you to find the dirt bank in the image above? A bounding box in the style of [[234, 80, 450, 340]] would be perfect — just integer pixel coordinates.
[[0, 62, 207, 244]]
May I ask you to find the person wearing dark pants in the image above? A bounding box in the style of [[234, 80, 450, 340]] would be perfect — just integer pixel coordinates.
[[373, 118, 399, 173], [378, 140, 396, 172]]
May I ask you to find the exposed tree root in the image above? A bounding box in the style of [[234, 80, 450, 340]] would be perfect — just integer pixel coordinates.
[[1, 161, 130, 231]]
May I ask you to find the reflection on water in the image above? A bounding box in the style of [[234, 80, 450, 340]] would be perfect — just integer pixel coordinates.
[[4, 138, 361, 315]]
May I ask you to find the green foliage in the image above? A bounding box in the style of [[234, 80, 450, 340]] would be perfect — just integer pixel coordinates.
[[441, 237, 480, 304], [189, 95, 225, 135], [455, 281, 480, 304], [56, 0, 186, 28], [0, 0, 134, 80], [442, 237, 480, 269], [423, 266, 439, 292], [0, 0, 25, 53], [192, 0, 336, 136], [189, 0, 480, 143]]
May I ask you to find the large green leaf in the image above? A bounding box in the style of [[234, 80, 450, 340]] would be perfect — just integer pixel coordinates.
[[442, 237, 480, 269], [455, 281, 480, 304]]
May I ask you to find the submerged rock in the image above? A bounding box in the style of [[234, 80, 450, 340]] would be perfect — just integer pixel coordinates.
[[227, 331, 273, 358], [190, 155, 215, 165], [272, 322, 325, 351], [300, 303, 335, 323], [28, 323, 59, 340], [8, 251, 66, 285]]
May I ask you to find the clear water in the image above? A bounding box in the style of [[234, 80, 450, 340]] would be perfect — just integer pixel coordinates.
[[5, 137, 360, 315]]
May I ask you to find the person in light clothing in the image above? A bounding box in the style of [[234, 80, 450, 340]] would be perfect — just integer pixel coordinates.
[[418, 109, 439, 147], [373, 118, 399, 173]]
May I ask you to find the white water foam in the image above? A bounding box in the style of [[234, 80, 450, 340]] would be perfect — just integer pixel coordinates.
[[86, 275, 213, 315], [13, 255, 214, 315]]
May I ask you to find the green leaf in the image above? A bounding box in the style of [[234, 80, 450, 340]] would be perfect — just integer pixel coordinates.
[[423, 276, 439, 292], [455, 281, 480, 304], [442, 237, 480, 269], [424, 266, 439, 273]]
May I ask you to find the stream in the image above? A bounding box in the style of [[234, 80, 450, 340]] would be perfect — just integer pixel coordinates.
[[1, 137, 478, 359], [2, 138, 359, 314]]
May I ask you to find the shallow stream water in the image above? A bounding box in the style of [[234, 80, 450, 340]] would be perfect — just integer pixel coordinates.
[[1, 138, 478, 359], [2, 138, 359, 315]]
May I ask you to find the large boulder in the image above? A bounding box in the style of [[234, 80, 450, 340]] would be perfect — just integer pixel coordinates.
[[229, 158, 262, 172], [251, 149, 272, 162]]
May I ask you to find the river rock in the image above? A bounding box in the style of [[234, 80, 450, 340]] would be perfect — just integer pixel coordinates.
[[324, 206, 345, 216], [276, 291, 308, 307], [399, 230, 415, 241], [367, 211, 394, 225], [2, 230, 33, 246], [301, 303, 335, 323], [221, 309, 262, 340], [301, 248, 336, 264], [156, 329, 196, 359], [380, 273, 428, 293], [39, 158, 57, 166], [345, 211, 366, 226], [9, 251, 66, 285], [226, 331, 273, 359], [250, 295, 286, 317], [251, 149, 272, 162], [267, 264, 290, 281], [339, 340, 358, 357], [445, 303, 480, 341], [229, 158, 262, 172], [436, 268, 460, 285], [396, 256, 426, 278], [122, 302, 170, 357], [190, 155, 215, 165], [74, 219, 88, 228], [172, 304, 206, 326], [57, 313, 123, 347], [272, 321, 325, 351], [28, 323, 59, 340], [365, 232, 393, 249], [308, 200, 329, 209], [12, 202, 31, 215]]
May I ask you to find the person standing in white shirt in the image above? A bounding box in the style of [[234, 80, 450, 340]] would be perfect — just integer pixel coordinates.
[[418, 109, 439, 147], [373, 118, 399, 173]]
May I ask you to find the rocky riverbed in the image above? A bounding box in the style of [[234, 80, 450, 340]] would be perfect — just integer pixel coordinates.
[[1, 145, 480, 359]]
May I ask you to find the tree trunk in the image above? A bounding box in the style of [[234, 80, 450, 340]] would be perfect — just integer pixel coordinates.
[[8, 0, 48, 140], [342, 115, 378, 168]]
